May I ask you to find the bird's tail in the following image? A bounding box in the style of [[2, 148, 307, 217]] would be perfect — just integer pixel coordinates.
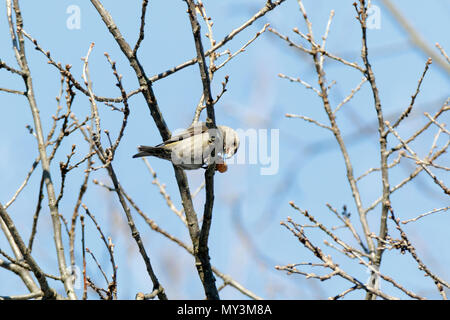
[[132, 145, 170, 159]]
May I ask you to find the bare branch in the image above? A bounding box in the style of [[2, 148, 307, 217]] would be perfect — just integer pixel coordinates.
[[141, 158, 187, 225], [80, 37, 167, 299], [278, 73, 321, 96], [392, 58, 432, 128], [385, 120, 449, 195], [0, 59, 24, 75], [132, 0, 149, 57], [117, 181, 262, 300], [213, 24, 270, 72], [82, 204, 117, 299], [184, 0, 218, 299], [0, 291, 43, 300], [0, 203, 57, 299], [150, 0, 287, 82], [334, 77, 367, 114], [4, 156, 40, 209], [12, 0, 76, 298], [285, 113, 332, 131], [435, 43, 450, 64], [279, 216, 397, 300], [381, 0, 450, 75], [390, 209, 450, 289], [401, 207, 449, 225], [0, 87, 25, 95]]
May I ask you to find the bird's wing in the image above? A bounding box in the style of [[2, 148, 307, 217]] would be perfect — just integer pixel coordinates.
[[156, 122, 209, 147]]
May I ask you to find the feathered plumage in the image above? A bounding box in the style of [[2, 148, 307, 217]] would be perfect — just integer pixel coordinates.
[[133, 123, 239, 170]]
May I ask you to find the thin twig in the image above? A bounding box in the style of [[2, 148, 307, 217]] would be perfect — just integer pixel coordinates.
[[435, 43, 450, 64], [0, 291, 43, 300], [133, 0, 149, 57], [286, 113, 333, 131], [80, 33, 167, 299], [4, 156, 40, 209], [13, 0, 76, 298], [385, 120, 449, 195], [213, 24, 270, 72], [392, 58, 432, 128], [184, 0, 218, 299], [390, 209, 450, 289], [279, 216, 397, 299], [401, 207, 449, 225], [381, 0, 450, 75], [0, 87, 25, 95], [120, 184, 262, 300], [82, 204, 117, 299], [150, 0, 287, 82], [141, 158, 187, 225], [278, 73, 321, 96], [334, 77, 367, 114], [354, 1, 391, 299], [0, 203, 57, 299]]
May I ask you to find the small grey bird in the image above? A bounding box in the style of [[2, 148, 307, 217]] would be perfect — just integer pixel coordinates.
[[133, 122, 240, 170]]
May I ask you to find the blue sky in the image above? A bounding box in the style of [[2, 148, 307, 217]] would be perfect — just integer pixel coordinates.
[[0, 0, 449, 299]]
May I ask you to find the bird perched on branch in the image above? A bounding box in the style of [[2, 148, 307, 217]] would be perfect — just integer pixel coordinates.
[[133, 122, 239, 172]]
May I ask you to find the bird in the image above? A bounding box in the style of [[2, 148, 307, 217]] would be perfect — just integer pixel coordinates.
[[133, 122, 240, 171]]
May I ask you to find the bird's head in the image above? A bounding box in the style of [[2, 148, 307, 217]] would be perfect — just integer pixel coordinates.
[[220, 126, 240, 159]]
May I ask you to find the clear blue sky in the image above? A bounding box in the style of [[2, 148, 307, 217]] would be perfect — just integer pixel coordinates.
[[0, 0, 449, 299]]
